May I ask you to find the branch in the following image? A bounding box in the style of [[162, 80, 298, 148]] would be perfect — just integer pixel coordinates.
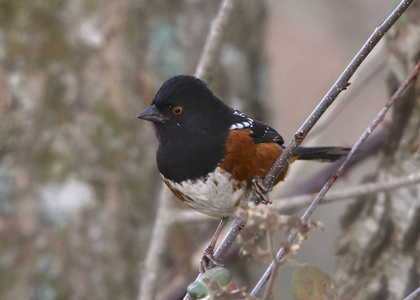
[[307, 43, 386, 140], [403, 286, 420, 300], [194, 2, 416, 297], [274, 45, 386, 197], [211, 217, 245, 262], [262, 230, 281, 300], [250, 56, 420, 296], [274, 170, 420, 211], [250, 0, 415, 203], [138, 187, 173, 300], [194, 0, 235, 82], [285, 130, 384, 197], [183, 217, 246, 300]]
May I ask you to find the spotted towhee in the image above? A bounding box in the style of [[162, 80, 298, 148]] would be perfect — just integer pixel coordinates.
[[137, 75, 349, 272]]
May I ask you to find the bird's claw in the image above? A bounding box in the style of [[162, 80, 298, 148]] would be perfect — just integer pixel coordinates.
[[199, 245, 223, 273], [252, 176, 272, 205]]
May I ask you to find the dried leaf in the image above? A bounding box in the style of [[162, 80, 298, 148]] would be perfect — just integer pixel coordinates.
[[240, 242, 271, 262], [310, 219, 324, 231], [238, 222, 260, 243], [286, 215, 307, 235], [238, 205, 323, 264], [292, 265, 337, 300], [214, 283, 248, 299], [264, 210, 280, 230]]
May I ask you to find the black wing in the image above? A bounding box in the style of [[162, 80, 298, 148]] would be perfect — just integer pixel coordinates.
[[250, 120, 284, 145], [230, 109, 284, 145]]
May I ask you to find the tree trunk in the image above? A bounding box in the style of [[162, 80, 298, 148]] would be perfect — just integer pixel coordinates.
[[0, 1, 267, 299]]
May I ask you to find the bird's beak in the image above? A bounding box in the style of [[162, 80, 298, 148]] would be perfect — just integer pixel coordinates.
[[136, 104, 167, 123]]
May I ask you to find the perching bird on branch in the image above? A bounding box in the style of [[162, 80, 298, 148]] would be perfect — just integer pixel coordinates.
[[137, 75, 349, 272]]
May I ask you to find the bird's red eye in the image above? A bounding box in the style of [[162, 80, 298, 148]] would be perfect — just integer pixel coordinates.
[[173, 106, 183, 115]]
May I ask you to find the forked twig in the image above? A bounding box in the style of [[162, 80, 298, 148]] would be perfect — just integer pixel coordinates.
[[251, 57, 420, 296], [192, 1, 416, 297], [142, 0, 415, 298], [250, 0, 414, 204]]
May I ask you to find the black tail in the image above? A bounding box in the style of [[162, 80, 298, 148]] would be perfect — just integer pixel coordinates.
[[294, 146, 351, 162]]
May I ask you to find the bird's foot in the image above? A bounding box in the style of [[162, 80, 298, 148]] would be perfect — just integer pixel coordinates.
[[252, 176, 272, 205], [199, 245, 223, 274]]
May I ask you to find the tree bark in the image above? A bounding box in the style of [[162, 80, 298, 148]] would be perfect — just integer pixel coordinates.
[[0, 1, 267, 299]]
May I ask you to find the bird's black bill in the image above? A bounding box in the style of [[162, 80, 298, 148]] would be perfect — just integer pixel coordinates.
[[136, 104, 167, 123]]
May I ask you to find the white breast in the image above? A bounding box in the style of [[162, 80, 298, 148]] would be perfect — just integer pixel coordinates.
[[163, 167, 249, 217]]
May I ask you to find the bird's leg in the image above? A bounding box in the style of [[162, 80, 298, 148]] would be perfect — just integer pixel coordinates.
[[200, 217, 228, 273], [252, 176, 272, 205]]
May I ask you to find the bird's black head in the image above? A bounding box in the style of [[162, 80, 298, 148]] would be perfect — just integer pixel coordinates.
[[137, 75, 232, 145], [137, 75, 233, 182]]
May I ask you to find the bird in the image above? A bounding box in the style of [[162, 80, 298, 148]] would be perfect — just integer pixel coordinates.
[[137, 75, 350, 272]]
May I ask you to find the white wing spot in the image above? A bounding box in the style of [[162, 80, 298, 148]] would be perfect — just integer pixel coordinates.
[[233, 110, 246, 117], [230, 121, 253, 131], [262, 126, 269, 137]]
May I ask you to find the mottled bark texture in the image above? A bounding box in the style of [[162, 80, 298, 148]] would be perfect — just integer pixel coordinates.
[[334, 3, 420, 300], [0, 1, 266, 300]]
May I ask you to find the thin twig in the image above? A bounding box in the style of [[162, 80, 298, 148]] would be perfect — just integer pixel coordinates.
[[212, 217, 246, 264], [262, 230, 280, 300], [286, 130, 385, 197], [198, 2, 415, 296], [308, 44, 386, 139], [403, 286, 420, 300], [194, 0, 235, 82], [138, 187, 173, 300], [274, 170, 420, 211], [251, 56, 420, 296], [250, 0, 414, 204], [275, 44, 386, 197], [183, 216, 246, 300]]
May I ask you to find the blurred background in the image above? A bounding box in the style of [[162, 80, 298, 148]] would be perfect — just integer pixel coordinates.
[[0, 0, 398, 299]]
